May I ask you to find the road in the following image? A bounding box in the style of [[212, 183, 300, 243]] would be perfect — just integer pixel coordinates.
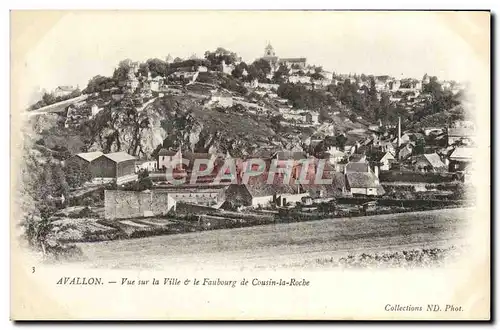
[[24, 95, 88, 117], [75, 208, 470, 270]]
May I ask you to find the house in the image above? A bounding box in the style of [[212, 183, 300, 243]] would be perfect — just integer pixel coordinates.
[[209, 91, 233, 108], [345, 172, 385, 196], [325, 150, 346, 164], [92, 152, 138, 184], [91, 104, 103, 117], [345, 162, 370, 173], [54, 86, 77, 98], [379, 141, 396, 154], [349, 154, 367, 163], [413, 153, 447, 172], [288, 75, 312, 84], [423, 127, 444, 136], [157, 148, 182, 170], [374, 151, 395, 171], [303, 172, 346, 199], [278, 57, 307, 69], [392, 133, 411, 145], [447, 127, 475, 146], [304, 112, 319, 125], [66, 151, 104, 183], [448, 147, 474, 172], [398, 143, 413, 160], [183, 152, 218, 172], [224, 174, 308, 208], [135, 160, 158, 173], [220, 60, 235, 75]]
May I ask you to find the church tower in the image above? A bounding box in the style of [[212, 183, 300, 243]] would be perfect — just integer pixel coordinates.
[[264, 42, 275, 57]]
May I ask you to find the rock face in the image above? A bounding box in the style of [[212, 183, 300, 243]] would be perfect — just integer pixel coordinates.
[[27, 92, 281, 160]]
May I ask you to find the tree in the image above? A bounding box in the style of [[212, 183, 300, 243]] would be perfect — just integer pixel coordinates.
[[42, 93, 56, 105], [272, 64, 289, 84], [249, 58, 272, 81], [173, 57, 183, 63], [414, 138, 425, 154], [113, 59, 133, 82], [204, 47, 239, 66], [146, 58, 168, 78], [84, 75, 116, 94], [64, 160, 92, 188], [335, 134, 347, 150]]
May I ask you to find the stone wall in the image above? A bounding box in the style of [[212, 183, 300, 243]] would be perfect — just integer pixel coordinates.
[[104, 190, 176, 220]]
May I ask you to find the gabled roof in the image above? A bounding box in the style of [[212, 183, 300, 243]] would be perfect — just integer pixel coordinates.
[[243, 175, 299, 198], [158, 148, 178, 156], [76, 151, 103, 163], [346, 172, 379, 188], [448, 127, 475, 137], [374, 151, 395, 162], [449, 147, 474, 161], [103, 151, 136, 163], [349, 154, 366, 163], [345, 162, 370, 173], [421, 153, 447, 168]]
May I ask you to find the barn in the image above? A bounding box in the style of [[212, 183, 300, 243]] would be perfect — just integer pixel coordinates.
[[66, 151, 104, 182], [92, 151, 138, 184]]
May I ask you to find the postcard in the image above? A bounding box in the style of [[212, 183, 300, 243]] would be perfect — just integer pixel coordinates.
[[10, 10, 490, 320]]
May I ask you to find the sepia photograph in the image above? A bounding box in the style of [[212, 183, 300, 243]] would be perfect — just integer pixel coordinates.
[[10, 10, 491, 320]]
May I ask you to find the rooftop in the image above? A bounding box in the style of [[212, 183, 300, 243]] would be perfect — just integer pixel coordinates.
[[345, 162, 370, 173], [76, 151, 104, 163], [103, 151, 136, 163], [346, 172, 379, 188], [449, 147, 475, 161]]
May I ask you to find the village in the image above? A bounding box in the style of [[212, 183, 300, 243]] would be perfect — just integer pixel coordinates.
[[27, 43, 475, 244]]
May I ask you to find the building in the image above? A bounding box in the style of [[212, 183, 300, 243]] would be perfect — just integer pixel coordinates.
[[413, 153, 447, 172], [279, 58, 307, 69], [374, 151, 395, 171], [448, 147, 474, 172], [288, 75, 312, 84], [304, 112, 319, 125], [261, 43, 279, 68], [398, 143, 414, 160], [447, 127, 475, 146], [158, 148, 182, 170], [224, 180, 308, 208], [92, 151, 138, 184], [349, 154, 367, 163], [53, 86, 77, 98], [135, 160, 158, 173], [260, 42, 307, 70], [345, 172, 384, 196], [220, 60, 235, 75], [66, 151, 104, 182], [104, 190, 177, 220], [209, 91, 233, 108], [345, 162, 370, 173], [159, 187, 226, 207]]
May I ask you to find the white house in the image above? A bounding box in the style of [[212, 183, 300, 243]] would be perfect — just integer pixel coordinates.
[[135, 160, 158, 173], [209, 91, 233, 108]]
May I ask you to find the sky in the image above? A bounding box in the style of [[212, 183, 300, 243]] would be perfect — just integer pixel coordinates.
[[16, 11, 488, 106]]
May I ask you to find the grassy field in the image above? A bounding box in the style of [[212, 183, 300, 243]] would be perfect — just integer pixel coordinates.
[[74, 208, 470, 270]]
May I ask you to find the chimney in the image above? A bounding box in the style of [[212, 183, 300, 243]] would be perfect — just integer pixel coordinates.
[[374, 165, 379, 178], [398, 116, 401, 147]]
